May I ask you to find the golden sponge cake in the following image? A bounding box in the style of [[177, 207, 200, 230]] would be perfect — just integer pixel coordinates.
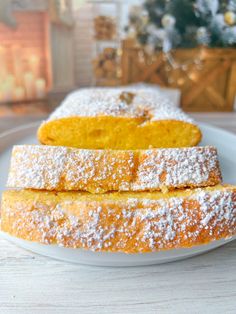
[[37, 88, 202, 149], [7, 145, 221, 193], [1, 185, 235, 253]]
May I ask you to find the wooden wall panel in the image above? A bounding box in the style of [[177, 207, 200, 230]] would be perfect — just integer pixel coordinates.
[[121, 40, 236, 111]]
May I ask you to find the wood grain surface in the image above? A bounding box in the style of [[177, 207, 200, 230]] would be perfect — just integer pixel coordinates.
[[121, 39, 236, 112], [0, 113, 236, 314]]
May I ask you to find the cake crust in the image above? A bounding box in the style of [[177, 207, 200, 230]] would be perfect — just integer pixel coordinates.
[[1, 186, 235, 253], [7, 145, 222, 193]]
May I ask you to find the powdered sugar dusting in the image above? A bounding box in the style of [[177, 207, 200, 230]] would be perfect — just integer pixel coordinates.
[[132, 146, 221, 191], [7, 145, 222, 192], [7, 145, 135, 192], [7, 145, 68, 189], [46, 88, 194, 123], [2, 187, 236, 253]]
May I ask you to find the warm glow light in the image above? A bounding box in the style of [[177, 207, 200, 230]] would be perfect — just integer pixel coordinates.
[[0, 90, 3, 102], [199, 48, 207, 60], [11, 45, 23, 86], [24, 72, 35, 99], [14, 87, 25, 101], [29, 55, 40, 78], [0, 46, 8, 80], [5, 74, 15, 88], [35, 78, 46, 99], [0, 43, 46, 102], [1, 82, 13, 101], [177, 78, 185, 86], [188, 72, 198, 81]]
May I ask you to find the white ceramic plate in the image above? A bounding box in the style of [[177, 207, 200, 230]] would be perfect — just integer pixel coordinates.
[[0, 122, 236, 266]]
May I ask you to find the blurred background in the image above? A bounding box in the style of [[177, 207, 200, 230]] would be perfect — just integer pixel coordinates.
[[0, 0, 236, 117]]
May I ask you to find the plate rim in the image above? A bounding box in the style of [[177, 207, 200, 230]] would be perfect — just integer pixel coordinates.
[[1, 230, 235, 267], [0, 121, 41, 141]]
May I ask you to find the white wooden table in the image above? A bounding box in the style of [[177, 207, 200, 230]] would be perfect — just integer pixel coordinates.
[[0, 113, 236, 314]]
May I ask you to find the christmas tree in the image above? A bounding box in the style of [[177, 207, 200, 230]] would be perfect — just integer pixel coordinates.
[[126, 0, 236, 51]]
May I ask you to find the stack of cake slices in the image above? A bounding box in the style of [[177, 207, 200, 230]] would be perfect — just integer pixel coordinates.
[[1, 88, 236, 254]]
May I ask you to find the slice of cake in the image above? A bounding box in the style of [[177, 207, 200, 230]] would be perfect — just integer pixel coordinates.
[[1, 185, 235, 253], [7, 145, 221, 193], [37, 88, 202, 149]]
